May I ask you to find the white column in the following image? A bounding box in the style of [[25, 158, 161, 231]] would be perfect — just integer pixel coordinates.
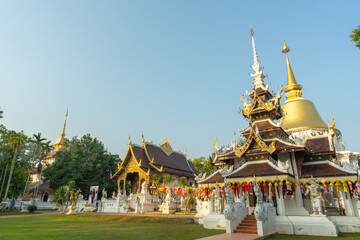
[[275, 184, 285, 216], [295, 184, 304, 208], [208, 195, 214, 214], [341, 184, 355, 216]]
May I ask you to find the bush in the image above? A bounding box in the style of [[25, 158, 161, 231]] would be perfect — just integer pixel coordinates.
[[28, 205, 37, 213]]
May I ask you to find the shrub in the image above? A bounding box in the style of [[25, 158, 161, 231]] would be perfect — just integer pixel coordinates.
[[28, 205, 37, 213]]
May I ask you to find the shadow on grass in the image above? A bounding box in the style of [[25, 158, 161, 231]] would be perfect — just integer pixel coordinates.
[[266, 232, 360, 240]]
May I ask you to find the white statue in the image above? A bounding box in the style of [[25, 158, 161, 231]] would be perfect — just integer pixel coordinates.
[[223, 178, 246, 220], [101, 188, 107, 200], [78, 193, 84, 201], [164, 188, 172, 206], [213, 182, 222, 213], [160, 188, 176, 214], [305, 177, 324, 216], [254, 176, 273, 222], [141, 181, 148, 194], [139, 181, 152, 204]]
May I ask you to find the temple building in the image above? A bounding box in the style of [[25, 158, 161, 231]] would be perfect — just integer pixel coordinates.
[[196, 27, 360, 235], [111, 136, 197, 195]]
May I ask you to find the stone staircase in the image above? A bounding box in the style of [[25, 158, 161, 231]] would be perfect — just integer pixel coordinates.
[[234, 214, 258, 234]]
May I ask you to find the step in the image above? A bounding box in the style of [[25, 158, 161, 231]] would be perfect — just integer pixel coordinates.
[[239, 223, 257, 227], [241, 220, 257, 224], [236, 226, 257, 230], [245, 215, 256, 219], [234, 229, 258, 234]]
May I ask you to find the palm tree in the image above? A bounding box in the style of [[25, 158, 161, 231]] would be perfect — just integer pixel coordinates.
[[0, 127, 10, 202], [3, 132, 27, 201], [23, 133, 47, 197]]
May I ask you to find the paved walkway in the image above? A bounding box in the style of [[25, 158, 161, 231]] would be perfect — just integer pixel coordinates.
[[197, 233, 259, 240]]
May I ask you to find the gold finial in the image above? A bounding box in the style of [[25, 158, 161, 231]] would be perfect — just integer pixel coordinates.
[[282, 36, 302, 100], [250, 25, 254, 36], [282, 35, 290, 53], [142, 133, 145, 147], [128, 134, 132, 144], [61, 108, 68, 137]]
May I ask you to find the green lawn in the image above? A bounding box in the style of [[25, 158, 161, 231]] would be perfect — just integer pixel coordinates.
[[266, 233, 360, 240], [0, 211, 38, 216], [0, 214, 224, 240]]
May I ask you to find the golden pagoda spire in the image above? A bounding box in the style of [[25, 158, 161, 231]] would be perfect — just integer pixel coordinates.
[[282, 36, 303, 100], [280, 37, 327, 131], [54, 108, 68, 151]]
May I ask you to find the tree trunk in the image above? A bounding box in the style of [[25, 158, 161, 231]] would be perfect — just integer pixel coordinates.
[[0, 163, 9, 202], [0, 167, 4, 188], [4, 149, 18, 201], [23, 155, 37, 197], [23, 167, 31, 197], [35, 171, 42, 198]]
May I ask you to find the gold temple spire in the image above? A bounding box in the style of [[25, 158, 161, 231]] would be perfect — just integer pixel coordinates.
[[282, 37, 302, 100], [54, 108, 68, 151], [280, 37, 327, 131]]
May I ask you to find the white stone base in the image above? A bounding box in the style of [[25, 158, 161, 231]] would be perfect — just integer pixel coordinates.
[[84, 205, 97, 212], [275, 216, 338, 237], [285, 207, 309, 216], [162, 206, 176, 214], [329, 216, 360, 232], [140, 203, 154, 213], [275, 216, 294, 235], [194, 212, 204, 224], [203, 213, 226, 230]]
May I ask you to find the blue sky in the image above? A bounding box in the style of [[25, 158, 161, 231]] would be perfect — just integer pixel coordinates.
[[0, 1, 359, 159]]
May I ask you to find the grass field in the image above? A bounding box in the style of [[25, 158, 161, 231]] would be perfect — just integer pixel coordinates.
[[0, 214, 224, 240], [0, 211, 37, 216]]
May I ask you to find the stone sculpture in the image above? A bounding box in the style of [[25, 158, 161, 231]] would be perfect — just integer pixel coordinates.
[[254, 176, 273, 222], [102, 188, 107, 200], [223, 178, 246, 220], [305, 177, 324, 216], [213, 182, 222, 213]]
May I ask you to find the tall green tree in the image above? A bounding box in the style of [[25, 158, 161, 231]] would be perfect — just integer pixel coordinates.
[[193, 156, 215, 175], [193, 156, 205, 174], [3, 131, 27, 200], [43, 134, 120, 198], [351, 26, 360, 49]]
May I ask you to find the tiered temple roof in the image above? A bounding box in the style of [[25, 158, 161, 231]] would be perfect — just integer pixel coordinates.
[[198, 27, 358, 186]]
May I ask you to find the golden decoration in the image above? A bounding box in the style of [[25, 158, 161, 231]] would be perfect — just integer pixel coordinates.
[[330, 118, 335, 137], [54, 108, 68, 151], [235, 125, 276, 158]]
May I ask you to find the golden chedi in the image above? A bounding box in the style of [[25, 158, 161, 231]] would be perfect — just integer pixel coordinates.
[[280, 39, 327, 131]]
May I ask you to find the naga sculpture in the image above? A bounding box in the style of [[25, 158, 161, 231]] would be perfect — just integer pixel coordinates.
[[223, 178, 246, 220], [254, 176, 273, 222]]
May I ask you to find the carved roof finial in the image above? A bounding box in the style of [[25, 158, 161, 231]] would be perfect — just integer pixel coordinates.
[[249, 25, 266, 89]]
